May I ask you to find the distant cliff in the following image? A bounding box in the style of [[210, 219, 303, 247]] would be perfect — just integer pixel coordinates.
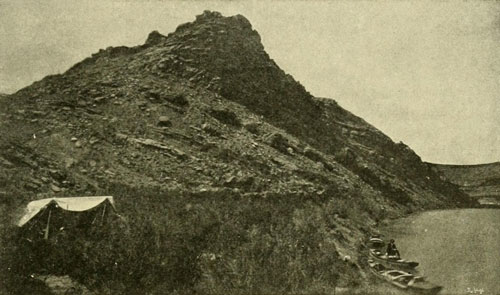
[[432, 162, 500, 206]]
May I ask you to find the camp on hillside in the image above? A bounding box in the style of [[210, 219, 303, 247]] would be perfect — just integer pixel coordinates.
[[18, 196, 117, 241]]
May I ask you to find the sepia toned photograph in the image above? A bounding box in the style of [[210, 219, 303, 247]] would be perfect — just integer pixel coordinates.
[[0, 1, 498, 294]]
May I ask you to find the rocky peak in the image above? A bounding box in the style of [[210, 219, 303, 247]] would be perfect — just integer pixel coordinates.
[[144, 30, 167, 46], [0, 11, 474, 210], [168, 10, 263, 55], [143, 11, 312, 129], [182, 10, 254, 34], [0, 11, 477, 294], [195, 10, 223, 21]]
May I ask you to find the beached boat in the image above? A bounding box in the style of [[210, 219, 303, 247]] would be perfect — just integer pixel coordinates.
[[368, 260, 443, 295], [366, 236, 385, 249], [369, 248, 419, 269]]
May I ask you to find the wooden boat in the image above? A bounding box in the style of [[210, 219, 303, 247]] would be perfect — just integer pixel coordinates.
[[368, 259, 443, 295], [366, 236, 385, 249], [369, 248, 419, 269]]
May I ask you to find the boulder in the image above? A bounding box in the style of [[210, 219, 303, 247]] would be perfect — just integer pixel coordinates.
[[51, 184, 61, 192], [49, 169, 66, 181], [158, 116, 172, 127]]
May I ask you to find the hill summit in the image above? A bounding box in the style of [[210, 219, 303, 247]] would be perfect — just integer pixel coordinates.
[[0, 10, 475, 294]]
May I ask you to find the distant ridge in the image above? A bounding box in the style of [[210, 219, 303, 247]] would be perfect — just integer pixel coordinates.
[[431, 161, 500, 168], [432, 162, 500, 200]]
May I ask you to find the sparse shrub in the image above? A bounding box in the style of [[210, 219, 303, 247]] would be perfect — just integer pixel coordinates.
[[304, 147, 324, 163], [328, 198, 356, 219], [265, 132, 291, 154], [334, 147, 357, 167], [243, 122, 260, 134], [165, 93, 189, 106], [209, 108, 241, 127], [146, 90, 189, 107], [216, 147, 238, 162]]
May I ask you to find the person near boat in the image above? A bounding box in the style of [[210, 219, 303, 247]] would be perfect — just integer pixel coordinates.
[[386, 239, 400, 258]]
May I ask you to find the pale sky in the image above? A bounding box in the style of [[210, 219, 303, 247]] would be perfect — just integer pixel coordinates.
[[0, 0, 499, 165]]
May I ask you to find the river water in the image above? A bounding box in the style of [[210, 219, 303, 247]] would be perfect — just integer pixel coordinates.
[[381, 209, 500, 295]]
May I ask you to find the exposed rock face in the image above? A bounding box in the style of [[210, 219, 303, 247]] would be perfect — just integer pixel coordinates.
[[0, 10, 476, 294], [144, 30, 168, 46], [432, 162, 500, 206]]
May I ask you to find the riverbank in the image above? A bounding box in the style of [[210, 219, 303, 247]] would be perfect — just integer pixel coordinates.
[[379, 208, 500, 295]]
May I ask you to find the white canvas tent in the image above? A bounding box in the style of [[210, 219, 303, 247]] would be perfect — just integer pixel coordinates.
[[18, 196, 115, 227]]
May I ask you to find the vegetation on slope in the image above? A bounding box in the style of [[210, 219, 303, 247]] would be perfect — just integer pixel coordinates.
[[2, 185, 371, 294], [0, 10, 476, 294]]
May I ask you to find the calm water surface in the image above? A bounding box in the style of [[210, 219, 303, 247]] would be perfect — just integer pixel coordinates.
[[382, 209, 500, 295]]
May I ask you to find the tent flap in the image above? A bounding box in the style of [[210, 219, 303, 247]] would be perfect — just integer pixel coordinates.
[[18, 196, 114, 227]]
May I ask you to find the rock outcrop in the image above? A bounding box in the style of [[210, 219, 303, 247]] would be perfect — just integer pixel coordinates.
[[0, 10, 476, 294]]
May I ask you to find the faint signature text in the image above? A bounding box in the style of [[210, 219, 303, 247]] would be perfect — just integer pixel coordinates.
[[466, 287, 484, 294]]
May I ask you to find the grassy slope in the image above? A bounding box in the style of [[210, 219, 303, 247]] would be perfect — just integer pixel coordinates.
[[0, 11, 475, 294]]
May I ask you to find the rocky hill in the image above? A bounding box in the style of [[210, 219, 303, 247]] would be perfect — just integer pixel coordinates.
[[0, 11, 475, 295], [432, 162, 500, 206]]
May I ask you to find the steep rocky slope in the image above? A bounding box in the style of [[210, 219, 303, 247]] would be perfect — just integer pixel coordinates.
[[0, 11, 475, 294], [432, 162, 500, 206]]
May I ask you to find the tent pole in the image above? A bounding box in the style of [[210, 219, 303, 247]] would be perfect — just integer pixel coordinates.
[[101, 203, 107, 225], [44, 209, 52, 240]]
